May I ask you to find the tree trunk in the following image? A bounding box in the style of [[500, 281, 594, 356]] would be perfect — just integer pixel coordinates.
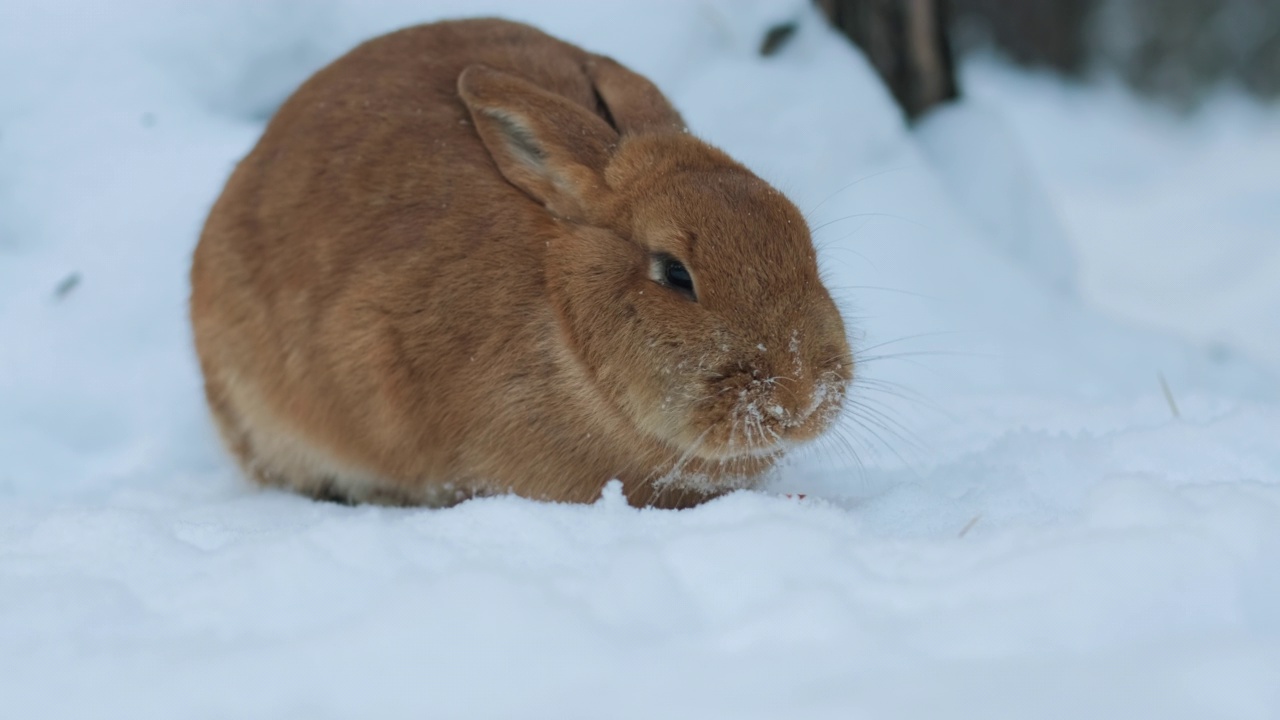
[[816, 0, 960, 121]]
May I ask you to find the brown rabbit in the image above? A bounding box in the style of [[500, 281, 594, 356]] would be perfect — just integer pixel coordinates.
[[190, 18, 852, 509]]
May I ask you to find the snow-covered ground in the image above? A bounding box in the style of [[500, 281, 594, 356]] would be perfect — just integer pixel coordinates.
[[2, 1, 1278, 718], [961, 58, 1280, 374]]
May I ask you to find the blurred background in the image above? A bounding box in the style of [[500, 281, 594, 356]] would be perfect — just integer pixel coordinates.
[[953, 0, 1280, 109], [807, 0, 1280, 378], [816, 0, 1280, 116]]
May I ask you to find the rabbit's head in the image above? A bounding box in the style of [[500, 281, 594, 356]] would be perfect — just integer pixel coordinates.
[[460, 60, 851, 470]]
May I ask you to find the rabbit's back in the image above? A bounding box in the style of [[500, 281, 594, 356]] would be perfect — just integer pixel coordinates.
[[191, 20, 613, 504]]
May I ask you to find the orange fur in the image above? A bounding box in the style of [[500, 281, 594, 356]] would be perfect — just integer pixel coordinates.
[[190, 18, 852, 508]]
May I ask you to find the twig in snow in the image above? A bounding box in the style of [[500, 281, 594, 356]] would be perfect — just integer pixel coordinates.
[[760, 22, 798, 56], [957, 513, 981, 539], [53, 272, 80, 300], [1157, 372, 1181, 419]]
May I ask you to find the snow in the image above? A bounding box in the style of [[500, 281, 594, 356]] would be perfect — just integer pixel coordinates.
[[959, 57, 1280, 371], [2, 1, 1278, 718]]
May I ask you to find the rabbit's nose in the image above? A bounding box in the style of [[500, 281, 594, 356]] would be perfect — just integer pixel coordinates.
[[762, 375, 816, 427]]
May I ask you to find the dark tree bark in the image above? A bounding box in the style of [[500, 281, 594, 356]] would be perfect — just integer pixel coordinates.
[[816, 0, 960, 121]]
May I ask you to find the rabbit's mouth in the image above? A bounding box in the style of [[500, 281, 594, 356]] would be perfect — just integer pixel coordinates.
[[680, 372, 847, 462], [713, 440, 792, 461]]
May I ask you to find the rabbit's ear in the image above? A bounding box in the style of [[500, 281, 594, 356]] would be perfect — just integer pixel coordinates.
[[586, 55, 685, 136], [459, 65, 618, 220]]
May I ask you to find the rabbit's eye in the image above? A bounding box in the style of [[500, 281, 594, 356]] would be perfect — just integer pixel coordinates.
[[665, 260, 693, 292], [653, 255, 696, 300]]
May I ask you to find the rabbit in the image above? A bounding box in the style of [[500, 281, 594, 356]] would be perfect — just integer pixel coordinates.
[[190, 18, 853, 509]]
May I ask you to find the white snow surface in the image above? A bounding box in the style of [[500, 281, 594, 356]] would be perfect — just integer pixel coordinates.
[[2, 1, 1279, 718]]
